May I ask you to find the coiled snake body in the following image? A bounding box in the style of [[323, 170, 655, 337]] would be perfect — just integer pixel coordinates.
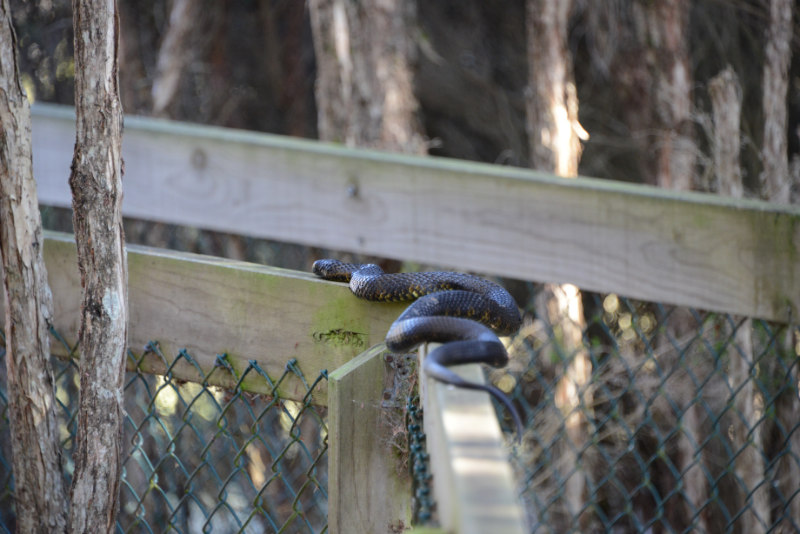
[[313, 259, 523, 440]]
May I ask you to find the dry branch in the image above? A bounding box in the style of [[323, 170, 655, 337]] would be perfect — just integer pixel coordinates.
[[0, 1, 69, 531], [67, 1, 128, 531]]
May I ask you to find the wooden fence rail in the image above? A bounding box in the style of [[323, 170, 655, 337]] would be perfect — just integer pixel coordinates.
[[31, 103, 800, 323], [4, 232, 404, 402]]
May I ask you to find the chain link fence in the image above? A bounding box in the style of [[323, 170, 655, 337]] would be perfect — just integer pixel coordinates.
[[0, 330, 329, 534], [2, 287, 799, 533], [497, 288, 800, 533]]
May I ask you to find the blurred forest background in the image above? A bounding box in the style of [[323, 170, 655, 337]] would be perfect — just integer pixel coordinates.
[[6, 1, 800, 532], [13, 0, 799, 206]]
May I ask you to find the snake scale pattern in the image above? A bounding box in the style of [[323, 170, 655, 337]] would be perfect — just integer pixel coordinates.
[[313, 259, 523, 441]]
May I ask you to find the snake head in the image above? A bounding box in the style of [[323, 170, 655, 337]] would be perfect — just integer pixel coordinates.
[[312, 259, 356, 282]]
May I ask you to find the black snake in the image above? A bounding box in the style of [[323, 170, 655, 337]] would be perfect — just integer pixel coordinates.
[[313, 259, 523, 441]]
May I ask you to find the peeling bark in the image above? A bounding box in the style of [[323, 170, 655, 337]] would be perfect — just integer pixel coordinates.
[[0, 1, 69, 531], [68, 1, 128, 532]]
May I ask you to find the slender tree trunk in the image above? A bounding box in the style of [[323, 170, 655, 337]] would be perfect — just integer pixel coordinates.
[[760, 1, 799, 527], [526, 0, 585, 176], [760, 0, 793, 204], [635, 0, 695, 190], [68, 1, 128, 532], [525, 0, 590, 528], [308, 0, 426, 153], [631, 2, 708, 526], [0, 1, 69, 531], [150, 0, 210, 117], [709, 66, 769, 533], [709, 68, 743, 198]]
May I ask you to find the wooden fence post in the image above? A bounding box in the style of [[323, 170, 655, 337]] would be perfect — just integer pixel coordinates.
[[328, 345, 413, 533]]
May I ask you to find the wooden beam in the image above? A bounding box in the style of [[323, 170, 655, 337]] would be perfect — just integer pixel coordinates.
[[31, 104, 800, 322], [327, 345, 413, 534], [4, 232, 405, 403], [420, 344, 527, 534]]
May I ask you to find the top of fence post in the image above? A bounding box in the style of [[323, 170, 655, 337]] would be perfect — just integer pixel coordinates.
[[420, 344, 528, 533]]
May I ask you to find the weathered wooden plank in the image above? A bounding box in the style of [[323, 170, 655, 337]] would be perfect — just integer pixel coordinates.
[[420, 344, 527, 534], [6, 232, 404, 403], [327, 345, 413, 534], [31, 103, 800, 322]]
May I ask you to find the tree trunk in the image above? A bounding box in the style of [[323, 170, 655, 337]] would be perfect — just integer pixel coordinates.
[[589, 0, 695, 190], [634, 0, 695, 190], [760, 1, 799, 527], [526, 0, 585, 176], [308, 0, 426, 154], [150, 0, 214, 118], [630, 3, 708, 526], [68, 1, 128, 532], [525, 0, 590, 528], [709, 68, 743, 198], [709, 66, 769, 533], [760, 0, 793, 204], [0, 1, 69, 531]]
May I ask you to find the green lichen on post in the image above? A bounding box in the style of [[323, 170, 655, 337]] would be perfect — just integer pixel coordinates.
[[309, 292, 372, 351]]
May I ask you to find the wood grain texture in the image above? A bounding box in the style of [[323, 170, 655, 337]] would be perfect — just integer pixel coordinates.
[[31, 103, 800, 322], [420, 344, 527, 534], [327, 345, 413, 534], [16, 232, 405, 403]]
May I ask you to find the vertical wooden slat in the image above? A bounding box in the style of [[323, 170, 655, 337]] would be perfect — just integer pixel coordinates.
[[420, 344, 527, 534], [328, 345, 413, 533]]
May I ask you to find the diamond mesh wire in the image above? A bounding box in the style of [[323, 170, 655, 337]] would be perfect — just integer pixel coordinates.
[[493, 289, 800, 533], [0, 330, 328, 534], [2, 286, 799, 533]]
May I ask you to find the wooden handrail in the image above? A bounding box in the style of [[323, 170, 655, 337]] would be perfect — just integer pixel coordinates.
[[31, 104, 800, 322], [0, 232, 404, 402]]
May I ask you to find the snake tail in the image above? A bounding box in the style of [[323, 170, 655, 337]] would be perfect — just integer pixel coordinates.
[[424, 343, 524, 443]]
